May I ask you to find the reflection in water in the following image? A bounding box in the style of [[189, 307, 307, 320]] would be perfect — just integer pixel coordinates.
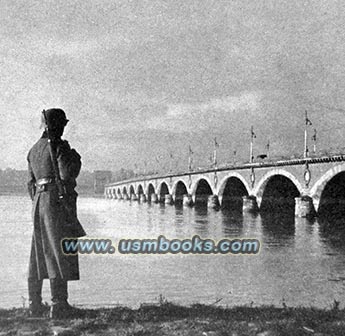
[[260, 212, 295, 240], [318, 178, 345, 254], [220, 209, 244, 237], [317, 217, 345, 284], [174, 204, 184, 216], [318, 212, 345, 231], [193, 205, 209, 236], [318, 216, 345, 251], [2, 195, 345, 309], [172, 205, 185, 237]]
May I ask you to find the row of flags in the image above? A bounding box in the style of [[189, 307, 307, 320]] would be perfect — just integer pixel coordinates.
[[187, 111, 317, 167], [134, 112, 317, 173]]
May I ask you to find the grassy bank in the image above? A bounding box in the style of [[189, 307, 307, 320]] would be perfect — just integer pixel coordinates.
[[0, 302, 344, 336]]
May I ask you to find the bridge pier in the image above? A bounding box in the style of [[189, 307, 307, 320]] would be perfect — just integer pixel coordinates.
[[164, 194, 174, 205], [117, 194, 123, 200], [295, 196, 316, 218], [183, 194, 194, 207], [130, 193, 138, 201], [208, 195, 220, 209], [242, 195, 259, 214], [139, 194, 147, 202], [150, 193, 159, 203]]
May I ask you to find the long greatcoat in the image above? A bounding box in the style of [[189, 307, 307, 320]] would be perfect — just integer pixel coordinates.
[[27, 132, 84, 281]]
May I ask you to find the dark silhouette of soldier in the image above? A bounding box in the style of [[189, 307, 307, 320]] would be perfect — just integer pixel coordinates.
[[27, 108, 85, 319]]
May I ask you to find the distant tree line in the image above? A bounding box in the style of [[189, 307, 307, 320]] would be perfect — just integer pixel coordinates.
[[0, 168, 96, 195], [0, 168, 140, 195]]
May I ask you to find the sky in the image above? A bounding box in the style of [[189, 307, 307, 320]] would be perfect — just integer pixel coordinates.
[[1, 0, 345, 173]]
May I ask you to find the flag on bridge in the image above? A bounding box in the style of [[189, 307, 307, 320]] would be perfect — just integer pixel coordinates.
[[305, 111, 312, 126], [251, 126, 256, 139], [312, 129, 317, 141], [188, 145, 193, 171], [189, 145, 193, 155], [312, 129, 317, 154], [213, 137, 219, 167]]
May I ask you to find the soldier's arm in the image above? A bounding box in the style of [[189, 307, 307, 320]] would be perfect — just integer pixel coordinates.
[[57, 140, 82, 182], [27, 153, 36, 200]]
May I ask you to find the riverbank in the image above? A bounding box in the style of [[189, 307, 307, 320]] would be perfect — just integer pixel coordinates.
[[0, 302, 344, 336]]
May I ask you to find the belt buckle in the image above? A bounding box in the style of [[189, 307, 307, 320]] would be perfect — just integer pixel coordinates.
[[37, 184, 47, 192]]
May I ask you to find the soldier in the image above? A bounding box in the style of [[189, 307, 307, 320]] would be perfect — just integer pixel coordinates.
[[27, 108, 86, 319]]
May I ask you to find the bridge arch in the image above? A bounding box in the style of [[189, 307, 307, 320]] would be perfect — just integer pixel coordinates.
[[310, 163, 345, 214], [122, 186, 128, 198], [191, 176, 214, 195], [192, 177, 214, 205], [217, 172, 250, 196], [157, 181, 170, 195], [145, 183, 156, 200], [157, 181, 170, 202], [171, 180, 188, 204], [218, 173, 249, 210], [137, 184, 144, 196], [254, 169, 303, 201], [129, 185, 135, 196], [109, 188, 115, 198], [254, 169, 302, 212]]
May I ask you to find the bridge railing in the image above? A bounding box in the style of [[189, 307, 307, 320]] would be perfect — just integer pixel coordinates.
[[105, 154, 345, 188]]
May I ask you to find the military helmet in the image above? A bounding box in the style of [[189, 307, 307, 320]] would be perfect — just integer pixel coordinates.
[[41, 108, 69, 129]]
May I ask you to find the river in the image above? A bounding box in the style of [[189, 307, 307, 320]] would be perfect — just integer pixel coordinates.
[[1, 194, 345, 309]]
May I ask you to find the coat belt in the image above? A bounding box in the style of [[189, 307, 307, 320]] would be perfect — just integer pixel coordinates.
[[36, 177, 55, 186]]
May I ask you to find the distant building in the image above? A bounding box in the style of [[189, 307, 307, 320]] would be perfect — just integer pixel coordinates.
[[93, 170, 112, 194]]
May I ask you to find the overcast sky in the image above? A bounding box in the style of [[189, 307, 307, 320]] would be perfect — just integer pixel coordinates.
[[1, 0, 345, 172]]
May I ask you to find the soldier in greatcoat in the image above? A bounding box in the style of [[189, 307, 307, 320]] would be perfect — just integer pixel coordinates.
[[27, 108, 85, 318]]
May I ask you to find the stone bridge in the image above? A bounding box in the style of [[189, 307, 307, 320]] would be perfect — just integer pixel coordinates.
[[104, 155, 345, 218]]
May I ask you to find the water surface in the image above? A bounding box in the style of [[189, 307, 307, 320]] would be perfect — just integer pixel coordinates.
[[1, 195, 345, 309]]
